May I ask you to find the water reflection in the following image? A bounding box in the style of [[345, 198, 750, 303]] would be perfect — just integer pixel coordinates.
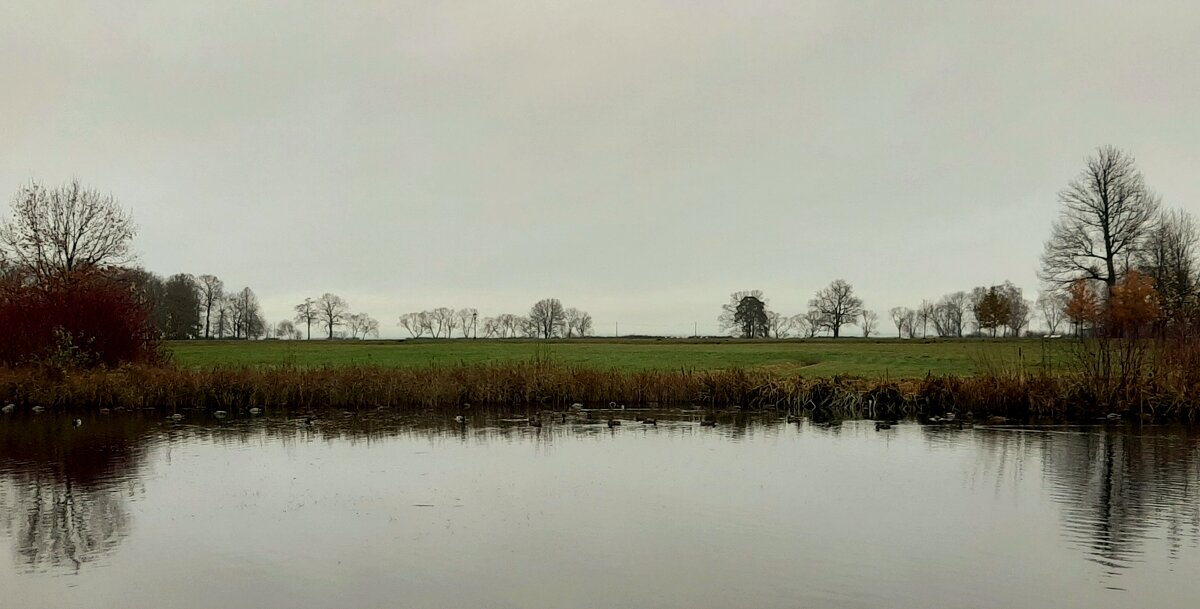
[[0, 414, 157, 571], [1, 412, 1199, 607], [968, 424, 1200, 580]]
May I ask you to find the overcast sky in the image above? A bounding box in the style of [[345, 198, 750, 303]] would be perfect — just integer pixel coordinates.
[[2, 1, 1197, 336]]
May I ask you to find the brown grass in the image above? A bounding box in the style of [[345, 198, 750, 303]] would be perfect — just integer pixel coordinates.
[[2, 353, 1199, 422]]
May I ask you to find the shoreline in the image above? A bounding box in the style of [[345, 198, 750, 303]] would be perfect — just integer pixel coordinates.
[[1, 361, 1194, 423]]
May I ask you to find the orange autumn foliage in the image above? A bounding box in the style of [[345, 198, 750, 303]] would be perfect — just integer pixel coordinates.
[[1109, 270, 1160, 336]]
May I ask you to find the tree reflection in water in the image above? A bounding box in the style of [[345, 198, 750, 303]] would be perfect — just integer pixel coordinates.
[[969, 424, 1200, 577], [2, 411, 1200, 584], [0, 415, 156, 572]]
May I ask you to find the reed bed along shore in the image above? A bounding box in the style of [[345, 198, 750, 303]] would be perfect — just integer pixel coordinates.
[[1, 357, 1197, 422]]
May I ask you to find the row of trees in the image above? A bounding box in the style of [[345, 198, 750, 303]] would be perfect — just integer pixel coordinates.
[[397, 298, 593, 339], [890, 283, 1031, 339], [1041, 146, 1198, 338], [293, 293, 379, 340], [719, 280, 872, 338]]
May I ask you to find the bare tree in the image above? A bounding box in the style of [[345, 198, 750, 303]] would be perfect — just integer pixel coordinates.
[[1041, 146, 1159, 297], [497, 313, 523, 338], [480, 316, 499, 338], [789, 313, 812, 339], [767, 311, 794, 338], [315, 293, 348, 339], [808, 279, 862, 338], [529, 298, 566, 338], [294, 298, 318, 340], [398, 312, 427, 338], [276, 320, 297, 340], [0, 179, 136, 281], [457, 308, 479, 338], [915, 300, 936, 338], [1138, 208, 1199, 326], [803, 310, 825, 337], [1037, 291, 1068, 335], [231, 287, 265, 339], [429, 307, 455, 338], [932, 291, 968, 337], [564, 307, 593, 337], [889, 307, 910, 339], [860, 310, 878, 337], [197, 274, 224, 339], [347, 312, 379, 339]]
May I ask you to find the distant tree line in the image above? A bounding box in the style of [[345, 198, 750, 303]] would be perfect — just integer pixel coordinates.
[[397, 298, 592, 339]]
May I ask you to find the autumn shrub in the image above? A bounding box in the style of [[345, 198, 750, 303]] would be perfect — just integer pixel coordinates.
[[0, 270, 163, 367]]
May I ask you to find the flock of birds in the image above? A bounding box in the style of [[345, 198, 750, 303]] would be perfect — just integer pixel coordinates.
[[450, 402, 713, 429]]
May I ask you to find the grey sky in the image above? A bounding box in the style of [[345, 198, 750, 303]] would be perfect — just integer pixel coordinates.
[[2, 1, 1198, 336]]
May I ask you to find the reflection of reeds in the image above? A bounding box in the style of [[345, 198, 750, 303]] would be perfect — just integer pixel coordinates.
[[1, 356, 1199, 421]]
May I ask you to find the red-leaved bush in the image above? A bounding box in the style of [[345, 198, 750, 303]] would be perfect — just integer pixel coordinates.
[[0, 269, 163, 367]]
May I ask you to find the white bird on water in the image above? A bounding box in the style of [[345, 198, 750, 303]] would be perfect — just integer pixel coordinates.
[[1, 403, 14, 414]]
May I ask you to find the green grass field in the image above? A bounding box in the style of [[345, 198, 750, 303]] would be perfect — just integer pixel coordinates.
[[167, 338, 1072, 378]]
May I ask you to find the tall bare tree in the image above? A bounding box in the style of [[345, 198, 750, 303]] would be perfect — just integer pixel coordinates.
[[1041, 146, 1159, 297], [316, 293, 349, 339], [808, 279, 862, 338], [0, 179, 136, 282], [294, 297, 318, 340], [197, 274, 224, 339]]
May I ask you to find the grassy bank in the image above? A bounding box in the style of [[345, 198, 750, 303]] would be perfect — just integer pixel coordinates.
[[167, 337, 1071, 377], [2, 357, 1195, 422]]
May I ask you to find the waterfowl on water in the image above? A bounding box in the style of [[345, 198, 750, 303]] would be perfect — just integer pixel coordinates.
[[1105, 412, 1122, 421], [98, 408, 111, 415], [213, 410, 229, 419], [303, 416, 315, 426], [1, 403, 14, 414], [561, 413, 568, 423], [570, 403, 584, 410], [31, 406, 46, 414], [986, 415, 1008, 424], [700, 419, 717, 427], [248, 408, 263, 416], [641, 418, 658, 426], [529, 417, 543, 428], [170, 413, 184, 421], [607, 419, 621, 427], [455, 415, 467, 424], [875, 421, 892, 431], [786, 414, 801, 423], [72, 418, 83, 428]]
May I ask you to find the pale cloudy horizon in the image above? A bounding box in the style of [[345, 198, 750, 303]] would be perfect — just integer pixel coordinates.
[[2, 1, 1197, 337]]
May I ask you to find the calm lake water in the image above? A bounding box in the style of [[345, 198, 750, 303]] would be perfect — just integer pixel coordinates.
[[2, 411, 1199, 609]]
